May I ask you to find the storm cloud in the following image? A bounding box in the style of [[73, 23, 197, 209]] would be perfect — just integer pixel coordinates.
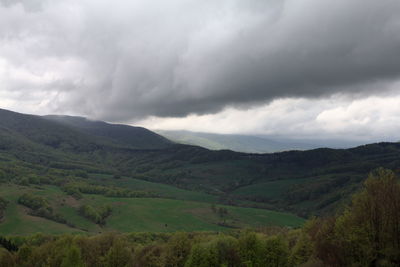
[[1, 0, 400, 122]]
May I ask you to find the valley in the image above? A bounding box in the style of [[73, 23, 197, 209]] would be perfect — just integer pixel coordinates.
[[0, 108, 399, 235]]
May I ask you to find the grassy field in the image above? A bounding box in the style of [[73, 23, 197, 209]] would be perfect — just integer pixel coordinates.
[[85, 195, 304, 232], [0, 185, 83, 235], [0, 184, 304, 235], [94, 174, 218, 203], [232, 178, 312, 199]]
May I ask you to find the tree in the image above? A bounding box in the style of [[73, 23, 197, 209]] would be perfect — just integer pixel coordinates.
[[61, 245, 84, 267], [263, 236, 289, 267], [134, 244, 164, 267], [212, 235, 240, 267], [335, 168, 400, 265], [16, 245, 33, 266], [104, 238, 132, 267], [0, 170, 6, 182], [185, 243, 218, 267], [0, 197, 8, 220], [238, 232, 263, 267], [288, 232, 313, 266], [164, 232, 191, 267], [310, 168, 400, 266], [0, 248, 15, 267]]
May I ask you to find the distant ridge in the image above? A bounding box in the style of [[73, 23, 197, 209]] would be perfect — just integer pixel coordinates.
[[0, 108, 103, 153], [0, 108, 171, 151], [157, 130, 365, 153], [44, 115, 172, 149]]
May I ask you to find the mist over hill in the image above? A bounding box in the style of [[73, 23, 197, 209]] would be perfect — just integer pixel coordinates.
[[157, 130, 366, 153], [44, 115, 172, 150]]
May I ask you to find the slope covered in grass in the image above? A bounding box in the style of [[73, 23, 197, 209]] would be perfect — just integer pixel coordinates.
[[0, 184, 304, 235]]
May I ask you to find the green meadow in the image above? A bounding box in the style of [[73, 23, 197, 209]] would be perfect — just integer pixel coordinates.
[[0, 184, 304, 235]]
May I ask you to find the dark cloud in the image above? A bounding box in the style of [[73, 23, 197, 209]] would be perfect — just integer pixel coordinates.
[[1, 0, 400, 121]]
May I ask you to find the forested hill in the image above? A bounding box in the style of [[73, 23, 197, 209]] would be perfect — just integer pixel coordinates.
[[0, 108, 400, 217], [44, 115, 172, 149], [0, 108, 106, 153]]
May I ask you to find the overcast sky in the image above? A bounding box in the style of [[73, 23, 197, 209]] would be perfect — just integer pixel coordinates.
[[1, 0, 400, 141]]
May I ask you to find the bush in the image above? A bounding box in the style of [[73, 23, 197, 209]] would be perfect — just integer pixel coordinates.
[[79, 204, 112, 225]]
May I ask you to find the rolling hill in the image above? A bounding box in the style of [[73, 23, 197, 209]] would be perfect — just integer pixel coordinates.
[[45, 115, 172, 149], [0, 108, 399, 235]]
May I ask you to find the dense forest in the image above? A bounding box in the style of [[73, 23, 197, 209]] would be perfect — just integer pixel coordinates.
[[1, 168, 399, 266]]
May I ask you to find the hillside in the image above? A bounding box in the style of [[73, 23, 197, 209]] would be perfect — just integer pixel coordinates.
[[45, 115, 172, 149], [0, 109, 305, 234], [0, 184, 303, 235], [113, 142, 400, 216], [0, 108, 105, 153], [0, 108, 399, 236]]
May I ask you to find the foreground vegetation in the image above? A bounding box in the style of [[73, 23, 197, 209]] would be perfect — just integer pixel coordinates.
[[0, 168, 398, 266]]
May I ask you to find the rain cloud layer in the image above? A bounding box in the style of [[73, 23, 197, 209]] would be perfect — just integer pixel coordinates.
[[1, 0, 400, 140]]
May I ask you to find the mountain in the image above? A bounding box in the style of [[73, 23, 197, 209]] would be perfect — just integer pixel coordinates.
[[44, 115, 172, 149], [0, 109, 305, 233], [0, 108, 171, 155], [157, 130, 365, 153], [0, 108, 108, 154], [1, 108, 400, 235]]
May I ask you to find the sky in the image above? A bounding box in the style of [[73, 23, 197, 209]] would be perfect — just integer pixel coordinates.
[[0, 0, 400, 142]]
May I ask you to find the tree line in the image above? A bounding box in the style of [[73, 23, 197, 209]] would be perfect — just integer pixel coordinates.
[[62, 182, 159, 200], [0, 197, 8, 219], [17, 194, 72, 227]]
